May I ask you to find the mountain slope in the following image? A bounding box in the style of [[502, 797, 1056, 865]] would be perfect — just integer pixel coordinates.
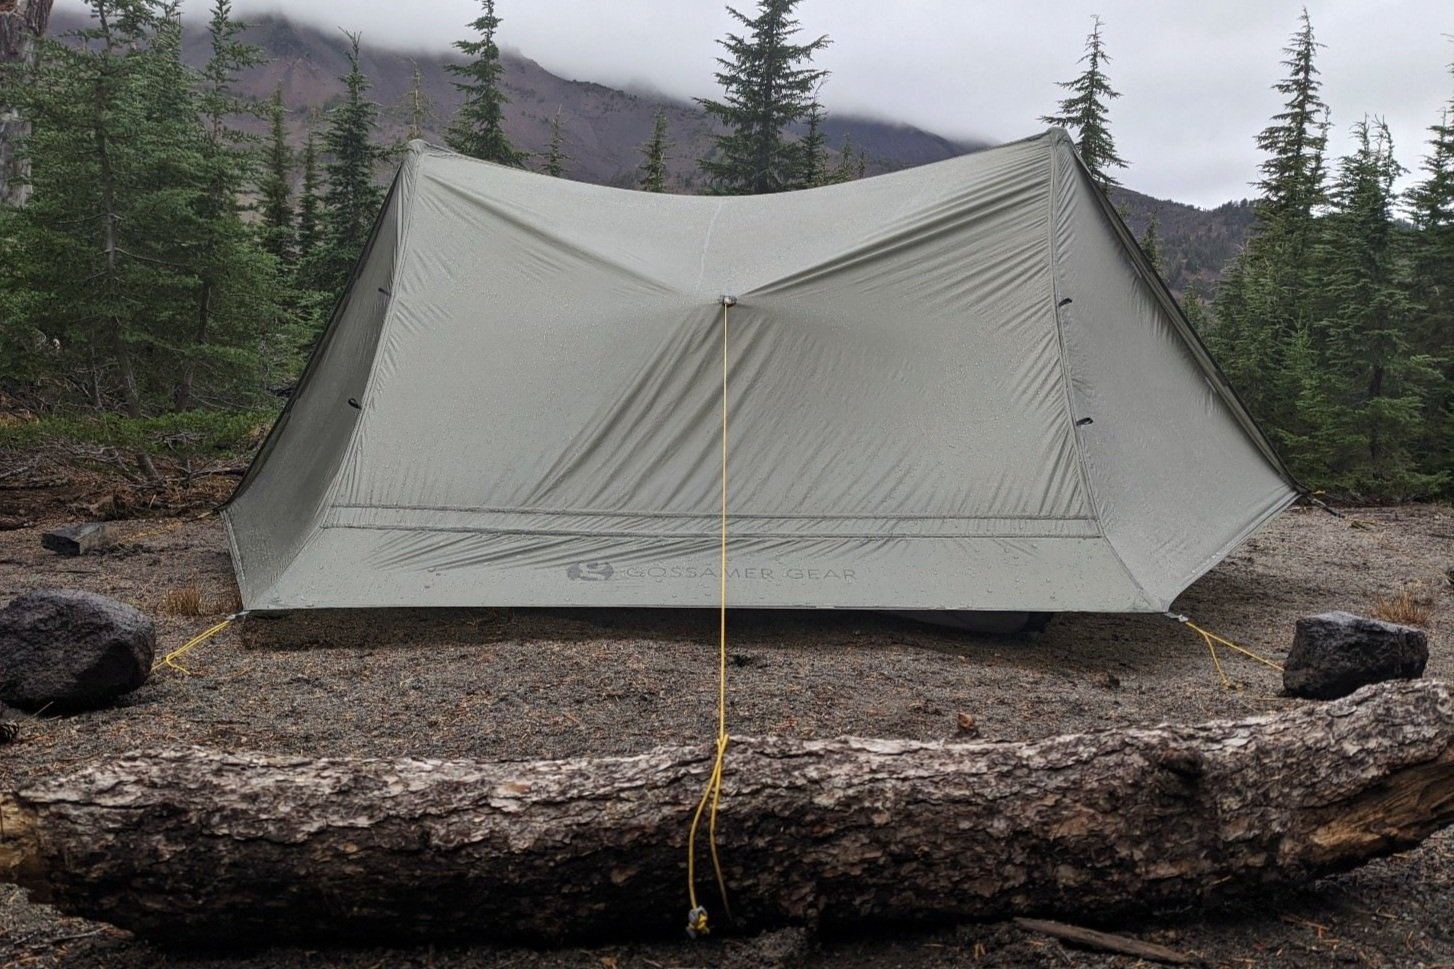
[[46, 10, 1249, 292]]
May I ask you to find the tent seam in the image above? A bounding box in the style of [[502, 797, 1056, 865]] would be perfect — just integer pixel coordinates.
[[1043, 133, 1158, 610]]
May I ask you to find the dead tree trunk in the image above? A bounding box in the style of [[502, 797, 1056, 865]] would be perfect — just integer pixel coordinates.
[[0, 0, 54, 207], [3, 680, 1453, 948]]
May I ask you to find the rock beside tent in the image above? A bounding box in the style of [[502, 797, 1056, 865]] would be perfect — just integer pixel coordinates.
[[0, 588, 154, 712]]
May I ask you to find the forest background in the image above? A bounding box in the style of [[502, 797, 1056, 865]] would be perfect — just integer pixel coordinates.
[[1, 0, 1451, 501]]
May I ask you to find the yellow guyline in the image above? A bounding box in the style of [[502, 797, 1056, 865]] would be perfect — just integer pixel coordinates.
[[686, 296, 736, 938], [153, 612, 246, 675], [1166, 613, 1283, 690]]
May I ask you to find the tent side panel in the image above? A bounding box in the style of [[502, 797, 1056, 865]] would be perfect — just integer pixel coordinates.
[[1050, 139, 1297, 609], [223, 171, 408, 608], [260, 527, 1155, 612]]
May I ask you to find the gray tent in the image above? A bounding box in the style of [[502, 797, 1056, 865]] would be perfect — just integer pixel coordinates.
[[223, 131, 1298, 614]]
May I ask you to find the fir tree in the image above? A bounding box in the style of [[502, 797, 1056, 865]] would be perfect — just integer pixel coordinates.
[[1254, 10, 1329, 236], [1040, 15, 1127, 192], [1210, 10, 1331, 456], [177, 0, 279, 411], [1405, 59, 1454, 488], [1139, 213, 1165, 276], [2, 0, 189, 417], [638, 108, 670, 192], [697, 0, 829, 195], [542, 108, 566, 177], [0, 0, 278, 421], [403, 61, 434, 141], [1308, 121, 1441, 497], [826, 132, 866, 184], [258, 85, 294, 263], [445, 0, 524, 166], [311, 32, 387, 295], [1182, 277, 1210, 333], [296, 129, 322, 261], [799, 99, 828, 187]]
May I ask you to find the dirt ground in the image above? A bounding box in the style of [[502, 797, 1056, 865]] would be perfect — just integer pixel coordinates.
[[0, 481, 1451, 968]]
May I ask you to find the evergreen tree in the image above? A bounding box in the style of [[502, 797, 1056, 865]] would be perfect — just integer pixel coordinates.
[[1182, 277, 1210, 333], [799, 99, 827, 186], [826, 132, 866, 184], [697, 0, 829, 195], [445, 0, 524, 166], [403, 61, 433, 141], [1253, 10, 1329, 237], [296, 129, 322, 261], [176, 0, 280, 410], [2, 0, 191, 417], [311, 32, 387, 296], [258, 85, 293, 263], [1405, 61, 1454, 488], [1210, 10, 1331, 457], [0, 0, 54, 207], [638, 108, 670, 192], [1308, 121, 1441, 497], [0, 0, 279, 421], [1139, 213, 1165, 276], [1040, 15, 1127, 192], [542, 108, 566, 177]]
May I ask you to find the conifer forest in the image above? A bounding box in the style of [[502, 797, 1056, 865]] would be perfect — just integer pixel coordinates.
[[1, 0, 1451, 501]]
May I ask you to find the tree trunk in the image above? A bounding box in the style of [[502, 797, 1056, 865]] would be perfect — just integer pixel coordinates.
[[0, 0, 54, 207], [2, 680, 1452, 949]]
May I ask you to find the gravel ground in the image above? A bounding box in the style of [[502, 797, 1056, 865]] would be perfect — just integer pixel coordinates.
[[0, 501, 1452, 968]]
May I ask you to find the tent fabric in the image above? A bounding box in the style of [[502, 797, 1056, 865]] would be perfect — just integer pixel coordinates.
[[223, 130, 1298, 614]]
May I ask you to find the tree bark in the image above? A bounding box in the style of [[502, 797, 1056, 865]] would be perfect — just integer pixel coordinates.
[[2, 680, 1453, 948], [0, 0, 54, 207]]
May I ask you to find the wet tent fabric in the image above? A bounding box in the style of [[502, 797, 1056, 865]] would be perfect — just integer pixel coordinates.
[[223, 131, 1298, 613]]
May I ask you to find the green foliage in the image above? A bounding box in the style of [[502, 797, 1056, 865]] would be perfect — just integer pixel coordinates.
[[1041, 16, 1127, 192], [304, 32, 388, 297], [799, 100, 828, 186], [295, 129, 323, 261], [1405, 61, 1454, 487], [402, 62, 434, 142], [0, 408, 274, 457], [697, 0, 829, 195], [0, 0, 284, 419], [1306, 121, 1442, 497], [542, 109, 567, 178], [1140, 213, 1165, 276], [1211, 15, 1451, 499], [445, 0, 525, 166], [1211, 11, 1332, 479], [1254, 10, 1329, 239], [638, 109, 671, 192], [258, 86, 294, 263]]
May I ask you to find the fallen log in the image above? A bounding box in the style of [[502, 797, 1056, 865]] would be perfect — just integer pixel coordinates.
[[2, 680, 1453, 948]]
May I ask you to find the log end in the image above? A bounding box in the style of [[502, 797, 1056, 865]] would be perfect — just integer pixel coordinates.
[[1304, 746, 1454, 866], [0, 794, 46, 900]]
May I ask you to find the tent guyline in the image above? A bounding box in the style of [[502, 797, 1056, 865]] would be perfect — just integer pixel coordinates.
[[685, 295, 737, 938]]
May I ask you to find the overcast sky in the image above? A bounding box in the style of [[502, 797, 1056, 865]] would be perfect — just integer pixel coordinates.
[[57, 0, 1454, 208]]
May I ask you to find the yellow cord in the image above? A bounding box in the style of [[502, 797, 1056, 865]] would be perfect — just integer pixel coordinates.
[[152, 614, 240, 675], [686, 298, 734, 937], [1169, 614, 1284, 689]]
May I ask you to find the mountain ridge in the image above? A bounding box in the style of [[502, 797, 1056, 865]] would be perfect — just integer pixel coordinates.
[[47, 8, 1250, 291]]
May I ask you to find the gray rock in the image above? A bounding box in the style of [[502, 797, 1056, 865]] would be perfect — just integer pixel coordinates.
[[0, 589, 155, 712], [1283, 611, 1428, 700]]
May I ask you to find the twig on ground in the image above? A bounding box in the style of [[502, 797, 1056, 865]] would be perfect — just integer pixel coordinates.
[[1014, 918, 1198, 965]]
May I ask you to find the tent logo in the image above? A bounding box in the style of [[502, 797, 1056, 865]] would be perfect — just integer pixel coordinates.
[[567, 561, 614, 581]]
